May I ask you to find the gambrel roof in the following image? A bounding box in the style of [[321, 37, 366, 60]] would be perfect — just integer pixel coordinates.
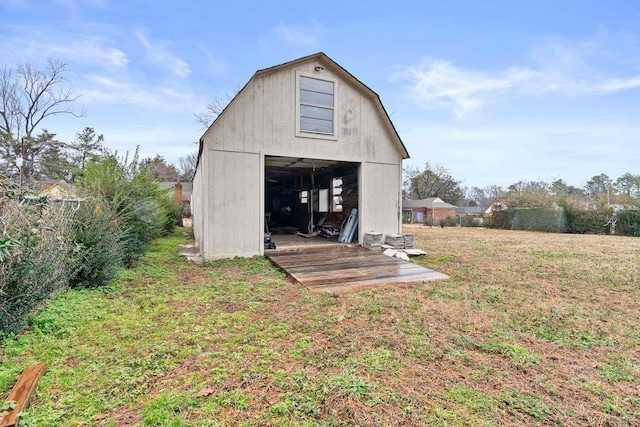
[[197, 52, 409, 168]]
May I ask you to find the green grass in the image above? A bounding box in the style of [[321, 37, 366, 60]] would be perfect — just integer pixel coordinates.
[[1, 226, 640, 426]]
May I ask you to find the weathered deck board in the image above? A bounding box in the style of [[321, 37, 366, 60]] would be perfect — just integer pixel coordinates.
[[266, 246, 449, 292], [0, 363, 46, 427]]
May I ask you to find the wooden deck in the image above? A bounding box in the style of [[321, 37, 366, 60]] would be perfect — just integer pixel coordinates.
[[266, 246, 449, 292]]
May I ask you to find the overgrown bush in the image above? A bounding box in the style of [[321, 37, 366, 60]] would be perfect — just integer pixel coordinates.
[[562, 204, 610, 234], [488, 210, 510, 229], [1, 149, 181, 335], [488, 208, 567, 232], [69, 200, 125, 288], [438, 216, 458, 227], [512, 208, 567, 232], [1, 187, 73, 335], [75, 149, 180, 266], [460, 216, 483, 227], [616, 209, 640, 237]]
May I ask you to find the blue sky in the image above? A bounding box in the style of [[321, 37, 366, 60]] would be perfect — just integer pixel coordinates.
[[2, 0, 639, 188]]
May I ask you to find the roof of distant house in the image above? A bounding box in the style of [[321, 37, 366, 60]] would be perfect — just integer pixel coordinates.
[[402, 198, 457, 209], [456, 206, 484, 215], [38, 180, 77, 199]]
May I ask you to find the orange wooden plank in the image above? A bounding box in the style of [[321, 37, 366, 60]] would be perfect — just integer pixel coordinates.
[[0, 363, 46, 427]]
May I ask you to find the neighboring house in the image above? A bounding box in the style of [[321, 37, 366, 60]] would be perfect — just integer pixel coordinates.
[[456, 206, 484, 218], [402, 198, 457, 225], [159, 182, 193, 217], [485, 202, 507, 216], [192, 52, 409, 260], [38, 180, 78, 200]]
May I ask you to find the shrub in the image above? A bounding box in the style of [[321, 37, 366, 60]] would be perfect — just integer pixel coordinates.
[[489, 208, 567, 232], [562, 204, 610, 234], [511, 208, 567, 233], [69, 200, 125, 288], [439, 216, 458, 227], [460, 216, 483, 227], [615, 210, 640, 237], [1, 188, 73, 335], [0, 148, 181, 334], [488, 210, 510, 229], [75, 149, 180, 266]]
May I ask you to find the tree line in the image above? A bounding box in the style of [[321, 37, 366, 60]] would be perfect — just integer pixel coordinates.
[[405, 163, 640, 211], [0, 125, 196, 185]]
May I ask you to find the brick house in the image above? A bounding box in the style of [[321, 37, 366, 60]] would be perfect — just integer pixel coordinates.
[[402, 198, 457, 225]]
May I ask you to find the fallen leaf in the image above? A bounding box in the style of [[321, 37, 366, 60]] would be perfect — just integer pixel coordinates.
[[194, 387, 215, 397]]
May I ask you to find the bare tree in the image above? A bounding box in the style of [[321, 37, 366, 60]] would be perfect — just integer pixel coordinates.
[[194, 90, 238, 129], [0, 59, 84, 185], [502, 180, 554, 207], [0, 58, 85, 139], [138, 155, 180, 182], [0, 67, 20, 137], [178, 151, 197, 181], [403, 162, 463, 205]]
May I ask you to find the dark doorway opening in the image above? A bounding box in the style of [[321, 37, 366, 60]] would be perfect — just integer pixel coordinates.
[[265, 156, 359, 249]]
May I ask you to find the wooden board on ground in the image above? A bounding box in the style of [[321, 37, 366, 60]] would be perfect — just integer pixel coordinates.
[[266, 246, 449, 292], [0, 363, 46, 427]]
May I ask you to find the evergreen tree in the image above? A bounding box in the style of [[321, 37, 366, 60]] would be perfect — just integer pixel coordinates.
[[68, 127, 105, 179]]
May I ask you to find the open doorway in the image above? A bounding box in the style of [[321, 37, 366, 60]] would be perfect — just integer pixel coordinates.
[[264, 156, 359, 250]]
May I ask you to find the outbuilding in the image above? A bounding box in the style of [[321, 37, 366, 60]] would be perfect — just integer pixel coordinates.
[[192, 52, 409, 260]]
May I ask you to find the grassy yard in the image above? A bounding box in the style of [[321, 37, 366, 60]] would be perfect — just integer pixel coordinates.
[[1, 225, 639, 426]]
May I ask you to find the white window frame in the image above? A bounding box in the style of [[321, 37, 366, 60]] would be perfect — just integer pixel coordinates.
[[295, 71, 338, 140], [331, 177, 343, 212]]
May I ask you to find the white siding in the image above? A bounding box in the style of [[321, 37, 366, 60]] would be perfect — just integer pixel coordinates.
[[205, 64, 401, 164], [359, 162, 403, 240], [191, 152, 206, 252], [194, 56, 407, 260], [200, 150, 261, 259]]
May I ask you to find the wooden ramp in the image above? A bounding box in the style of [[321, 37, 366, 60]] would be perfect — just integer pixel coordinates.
[[266, 246, 449, 292]]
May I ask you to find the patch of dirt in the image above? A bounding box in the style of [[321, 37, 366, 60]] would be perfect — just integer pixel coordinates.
[[94, 405, 142, 426]]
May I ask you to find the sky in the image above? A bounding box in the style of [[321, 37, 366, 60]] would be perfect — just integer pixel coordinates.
[[2, 0, 640, 189]]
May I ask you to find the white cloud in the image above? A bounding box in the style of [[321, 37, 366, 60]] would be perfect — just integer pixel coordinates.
[[59, 38, 128, 67], [397, 31, 640, 116], [135, 28, 191, 77], [593, 76, 640, 93], [81, 74, 199, 109], [395, 60, 534, 116], [1, 26, 128, 69]]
